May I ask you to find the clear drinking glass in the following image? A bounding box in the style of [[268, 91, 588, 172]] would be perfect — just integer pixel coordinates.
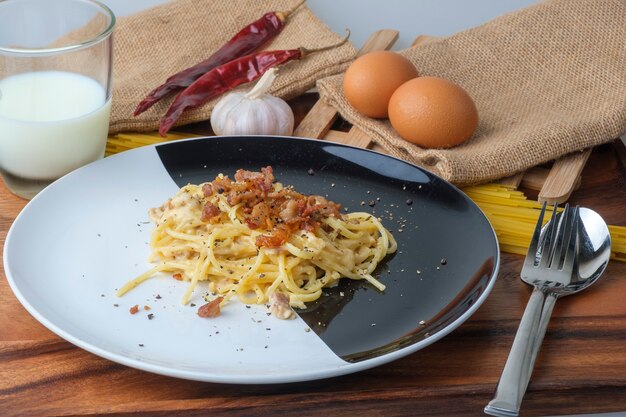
[[0, 0, 115, 199]]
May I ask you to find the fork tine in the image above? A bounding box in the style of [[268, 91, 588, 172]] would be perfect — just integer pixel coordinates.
[[524, 202, 547, 269], [562, 206, 579, 272], [538, 203, 560, 269], [551, 204, 570, 267]]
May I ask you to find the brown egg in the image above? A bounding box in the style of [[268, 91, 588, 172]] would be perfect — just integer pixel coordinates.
[[388, 76, 479, 149], [343, 51, 418, 118]]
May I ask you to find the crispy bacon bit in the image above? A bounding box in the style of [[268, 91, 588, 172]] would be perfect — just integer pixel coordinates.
[[234, 166, 274, 193], [203, 176, 233, 197], [214, 176, 232, 192], [269, 292, 295, 320], [234, 168, 261, 182], [197, 297, 224, 318], [227, 189, 259, 206], [279, 199, 299, 222], [173, 273, 183, 281], [200, 201, 221, 222], [247, 201, 270, 229], [202, 183, 214, 196], [201, 166, 343, 248], [129, 304, 139, 315], [302, 195, 342, 219], [256, 224, 291, 248]]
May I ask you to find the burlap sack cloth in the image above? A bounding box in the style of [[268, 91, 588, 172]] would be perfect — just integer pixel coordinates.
[[317, 0, 626, 186], [109, 0, 355, 134]]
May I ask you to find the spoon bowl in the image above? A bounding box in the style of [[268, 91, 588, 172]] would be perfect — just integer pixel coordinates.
[[574, 207, 612, 290]]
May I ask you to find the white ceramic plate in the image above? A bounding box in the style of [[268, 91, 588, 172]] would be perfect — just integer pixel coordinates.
[[4, 136, 499, 383]]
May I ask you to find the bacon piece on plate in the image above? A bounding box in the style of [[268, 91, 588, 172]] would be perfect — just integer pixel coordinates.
[[197, 297, 224, 318]]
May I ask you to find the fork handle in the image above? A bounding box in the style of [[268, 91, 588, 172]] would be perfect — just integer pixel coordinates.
[[484, 288, 557, 417]]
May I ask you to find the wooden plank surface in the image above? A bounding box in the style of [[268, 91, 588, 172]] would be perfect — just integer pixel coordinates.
[[2, 31, 626, 417]]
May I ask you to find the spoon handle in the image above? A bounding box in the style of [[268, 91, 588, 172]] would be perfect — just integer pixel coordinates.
[[484, 288, 557, 417], [532, 292, 557, 361]]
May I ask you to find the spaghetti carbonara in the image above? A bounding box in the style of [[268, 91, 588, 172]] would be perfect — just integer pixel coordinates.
[[117, 166, 396, 318]]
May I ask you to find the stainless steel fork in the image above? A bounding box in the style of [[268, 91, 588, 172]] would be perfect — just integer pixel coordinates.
[[484, 203, 579, 417]]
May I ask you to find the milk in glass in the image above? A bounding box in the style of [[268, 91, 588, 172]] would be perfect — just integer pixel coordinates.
[[0, 71, 111, 189]]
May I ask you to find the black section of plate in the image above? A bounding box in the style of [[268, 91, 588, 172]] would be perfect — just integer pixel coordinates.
[[155, 136, 499, 362]]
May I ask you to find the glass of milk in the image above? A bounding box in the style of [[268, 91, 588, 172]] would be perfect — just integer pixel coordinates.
[[0, 0, 115, 199]]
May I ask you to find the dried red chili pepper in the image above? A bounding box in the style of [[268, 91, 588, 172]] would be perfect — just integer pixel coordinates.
[[158, 30, 350, 136], [133, 0, 305, 116]]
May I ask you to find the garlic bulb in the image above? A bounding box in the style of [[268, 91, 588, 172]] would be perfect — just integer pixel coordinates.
[[210, 68, 294, 136]]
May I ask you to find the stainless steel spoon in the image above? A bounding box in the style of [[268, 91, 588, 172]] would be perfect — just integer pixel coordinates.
[[485, 207, 612, 417]]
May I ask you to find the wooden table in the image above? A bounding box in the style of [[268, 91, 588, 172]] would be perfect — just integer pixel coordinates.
[[1, 103, 626, 416]]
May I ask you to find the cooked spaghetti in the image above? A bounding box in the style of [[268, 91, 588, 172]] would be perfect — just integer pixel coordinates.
[[117, 166, 397, 317]]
